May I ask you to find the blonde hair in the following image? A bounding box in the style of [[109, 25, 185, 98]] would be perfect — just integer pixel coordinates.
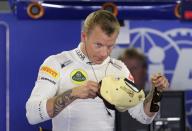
[[82, 10, 120, 36]]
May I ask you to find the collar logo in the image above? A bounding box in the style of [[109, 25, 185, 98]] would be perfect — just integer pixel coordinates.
[[75, 49, 85, 61], [70, 69, 87, 84]]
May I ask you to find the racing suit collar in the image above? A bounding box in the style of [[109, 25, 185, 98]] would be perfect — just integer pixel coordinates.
[[73, 43, 110, 66]]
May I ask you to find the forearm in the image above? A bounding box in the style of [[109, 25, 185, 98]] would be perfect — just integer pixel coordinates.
[[47, 80, 99, 118], [128, 102, 156, 124], [26, 98, 50, 125], [47, 89, 78, 118], [128, 89, 157, 124]]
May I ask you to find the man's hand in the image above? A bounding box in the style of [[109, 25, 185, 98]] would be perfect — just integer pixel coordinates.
[[72, 80, 99, 99], [151, 73, 169, 92], [144, 73, 169, 116]]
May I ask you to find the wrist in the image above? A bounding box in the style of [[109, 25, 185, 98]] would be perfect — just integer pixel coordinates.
[[71, 87, 80, 98]]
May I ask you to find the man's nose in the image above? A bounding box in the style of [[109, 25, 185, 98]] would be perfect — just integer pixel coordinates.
[[100, 47, 110, 58]]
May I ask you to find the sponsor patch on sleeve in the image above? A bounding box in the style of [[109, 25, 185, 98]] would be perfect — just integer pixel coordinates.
[[38, 77, 56, 85], [40, 66, 59, 78]]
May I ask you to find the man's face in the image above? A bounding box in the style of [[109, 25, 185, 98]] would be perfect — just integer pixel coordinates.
[[82, 26, 118, 64]]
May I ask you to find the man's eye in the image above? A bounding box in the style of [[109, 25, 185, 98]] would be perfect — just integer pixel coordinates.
[[95, 43, 102, 48]]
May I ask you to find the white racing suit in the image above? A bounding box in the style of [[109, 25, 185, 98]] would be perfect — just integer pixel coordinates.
[[26, 45, 155, 131]]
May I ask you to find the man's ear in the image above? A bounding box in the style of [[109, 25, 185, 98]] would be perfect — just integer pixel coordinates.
[[81, 32, 86, 42]]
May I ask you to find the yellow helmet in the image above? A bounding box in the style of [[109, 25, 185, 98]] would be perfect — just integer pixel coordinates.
[[99, 75, 145, 112]]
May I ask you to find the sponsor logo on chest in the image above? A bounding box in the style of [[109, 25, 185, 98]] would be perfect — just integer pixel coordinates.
[[70, 69, 88, 84]]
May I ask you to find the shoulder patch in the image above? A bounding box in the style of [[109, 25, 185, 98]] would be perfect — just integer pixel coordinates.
[[54, 51, 73, 68], [40, 66, 59, 78], [61, 60, 73, 68]]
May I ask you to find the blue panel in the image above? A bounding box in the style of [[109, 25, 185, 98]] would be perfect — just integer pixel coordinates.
[[115, 20, 192, 91], [0, 23, 6, 131]]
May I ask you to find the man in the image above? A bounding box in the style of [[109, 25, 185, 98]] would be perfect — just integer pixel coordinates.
[[26, 10, 169, 131], [118, 48, 151, 131]]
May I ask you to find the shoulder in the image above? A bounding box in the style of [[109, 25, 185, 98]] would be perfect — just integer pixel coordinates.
[[110, 58, 134, 82], [110, 58, 127, 71], [43, 50, 73, 69], [38, 51, 73, 80]]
